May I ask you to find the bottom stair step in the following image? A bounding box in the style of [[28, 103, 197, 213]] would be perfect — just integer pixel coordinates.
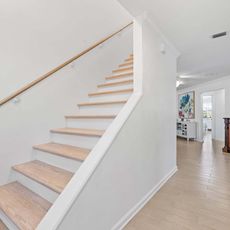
[[0, 182, 51, 230], [13, 160, 73, 194]]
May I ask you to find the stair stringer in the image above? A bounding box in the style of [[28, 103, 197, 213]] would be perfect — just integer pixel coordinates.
[[36, 93, 142, 230]]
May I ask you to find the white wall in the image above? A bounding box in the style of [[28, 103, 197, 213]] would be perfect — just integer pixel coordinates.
[[0, 27, 133, 185], [177, 77, 230, 141], [0, 0, 131, 100], [56, 18, 178, 230]]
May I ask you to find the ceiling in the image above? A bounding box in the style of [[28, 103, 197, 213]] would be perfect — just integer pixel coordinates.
[[118, 0, 230, 89]]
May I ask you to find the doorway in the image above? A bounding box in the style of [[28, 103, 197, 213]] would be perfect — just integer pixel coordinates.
[[202, 95, 213, 141], [201, 89, 225, 142]]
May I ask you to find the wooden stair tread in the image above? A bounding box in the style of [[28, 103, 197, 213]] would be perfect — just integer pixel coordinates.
[[13, 161, 73, 193], [112, 67, 133, 73], [89, 88, 133, 96], [106, 73, 133, 80], [125, 57, 133, 62], [33, 143, 90, 161], [65, 115, 116, 119], [78, 100, 127, 107], [0, 182, 51, 230], [51, 128, 104, 137], [97, 79, 133, 88], [119, 62, 133, 67], [0, 220, 8, 230]]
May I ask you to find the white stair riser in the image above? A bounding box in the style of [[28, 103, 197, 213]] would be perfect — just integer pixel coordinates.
[[78, 104, 124, 114], [0, 210, 19, 230], [105, 76, 133, 83], [10, 171, 58, 203], [33, 150, 82, 173], [66, 118, 113, 129], [97, 84, 133, 92], [50, 133, 100, 149], [88, 94, 131, 103]]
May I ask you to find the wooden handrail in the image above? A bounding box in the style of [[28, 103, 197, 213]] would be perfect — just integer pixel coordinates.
[[0, 22, 133, 106]]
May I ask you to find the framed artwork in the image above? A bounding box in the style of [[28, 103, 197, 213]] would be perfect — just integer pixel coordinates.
[[178, 91, 195, 119]]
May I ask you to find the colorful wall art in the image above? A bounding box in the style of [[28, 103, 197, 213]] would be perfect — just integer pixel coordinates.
[[178, 91, 195, 119]]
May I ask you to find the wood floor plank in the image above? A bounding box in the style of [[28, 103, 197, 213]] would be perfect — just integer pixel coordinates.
[[0, 182, 51, 230], [12, 161, 73, 193]]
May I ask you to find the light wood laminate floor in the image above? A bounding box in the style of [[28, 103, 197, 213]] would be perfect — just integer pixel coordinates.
[[125, 135, 230, 230]]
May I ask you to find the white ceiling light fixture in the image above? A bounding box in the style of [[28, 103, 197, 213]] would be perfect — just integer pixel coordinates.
[[176, 80, 182, 88], [179, 75, 190, 79]]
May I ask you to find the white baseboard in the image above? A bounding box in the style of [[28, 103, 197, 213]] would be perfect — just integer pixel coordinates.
[[196, 138, 204, 143], [111, 166, 178, 230]]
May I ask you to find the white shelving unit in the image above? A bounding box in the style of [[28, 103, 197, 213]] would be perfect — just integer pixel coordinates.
[[177, 121, 197, 141]]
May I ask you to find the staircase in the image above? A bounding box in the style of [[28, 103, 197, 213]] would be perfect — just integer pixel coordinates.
[[0, 54, 133, 230]]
